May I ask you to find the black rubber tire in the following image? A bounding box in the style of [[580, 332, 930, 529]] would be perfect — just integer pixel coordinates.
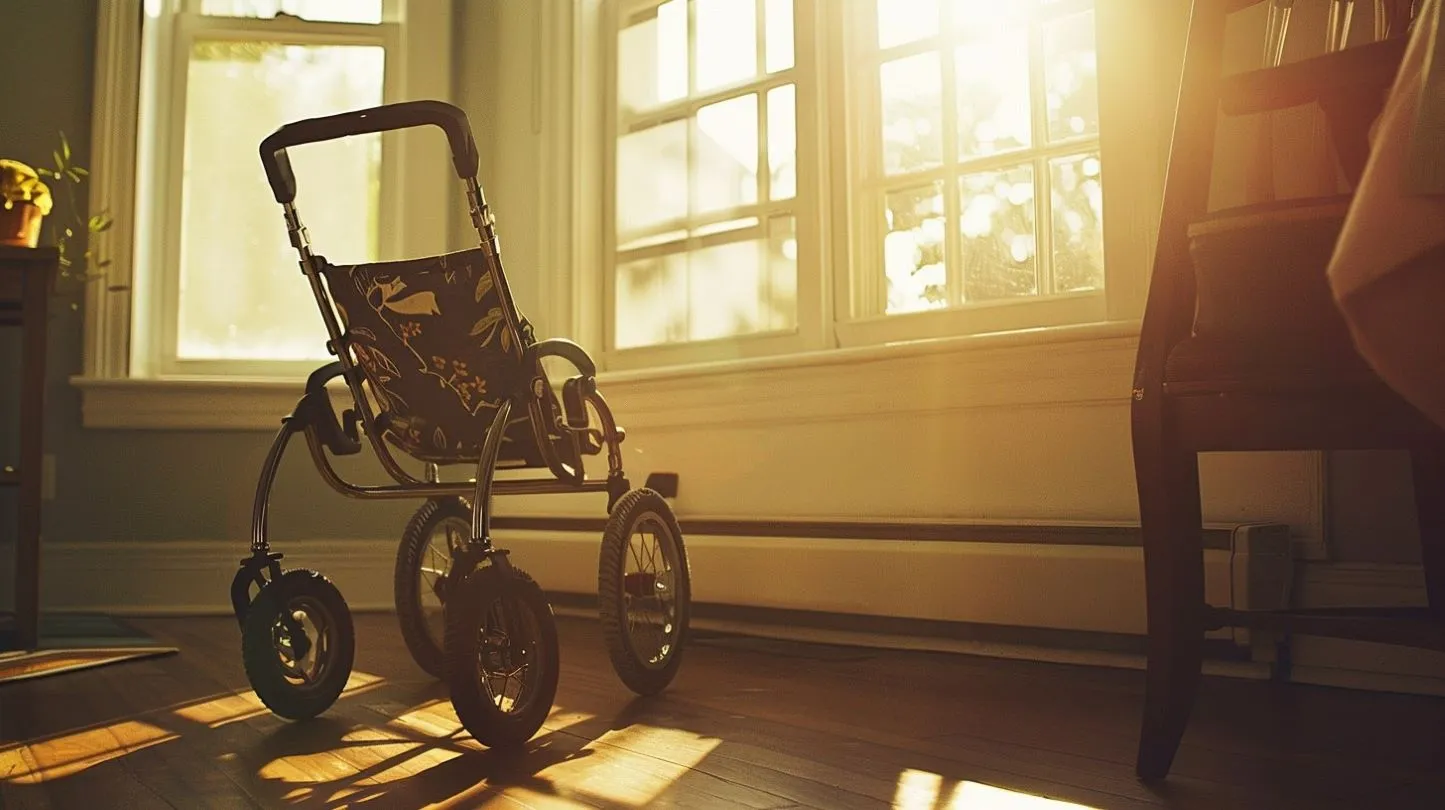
[[598, 488, 691, 696], [394, 497, 470, 679], [444, 563, 560, 750], [241, 568, 355, 721]]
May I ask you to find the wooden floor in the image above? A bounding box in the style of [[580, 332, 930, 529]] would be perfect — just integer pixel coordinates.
[[2, 613, 1443, 809]]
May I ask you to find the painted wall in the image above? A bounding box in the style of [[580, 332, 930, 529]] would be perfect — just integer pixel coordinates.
[[0, 0, 1425, 622]]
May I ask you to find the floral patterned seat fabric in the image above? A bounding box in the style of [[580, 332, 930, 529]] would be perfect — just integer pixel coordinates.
[[320, 247, 554, 466]]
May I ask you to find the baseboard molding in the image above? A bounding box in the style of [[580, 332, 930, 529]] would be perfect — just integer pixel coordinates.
[[1287, 561, 1445, 696], [3, 532, 1438, 695], [0, 530, 1236, 635]]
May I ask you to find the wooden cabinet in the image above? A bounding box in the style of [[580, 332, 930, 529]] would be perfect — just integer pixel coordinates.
[[0, 244, 57, 653]]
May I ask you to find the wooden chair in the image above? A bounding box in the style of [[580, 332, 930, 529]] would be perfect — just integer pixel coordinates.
[[1131, 0, 1445, 781]]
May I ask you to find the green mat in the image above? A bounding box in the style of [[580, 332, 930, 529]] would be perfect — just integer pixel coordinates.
[[0, 612, 169, 650], [0, 613, 178, 683]]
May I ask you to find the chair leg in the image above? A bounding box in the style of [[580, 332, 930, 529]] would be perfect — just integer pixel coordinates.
[[1409, 446, 1445, 617], [1133, 432, 1206, 782]]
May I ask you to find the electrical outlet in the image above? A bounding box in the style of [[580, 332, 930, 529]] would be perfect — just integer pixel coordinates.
[[42, 454, 55, 501]]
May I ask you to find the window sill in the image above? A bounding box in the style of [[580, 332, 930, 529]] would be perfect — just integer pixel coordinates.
[[601, 318, 1141, 386], [71, 319, 1141, 431], [69, 373, 341, 431]]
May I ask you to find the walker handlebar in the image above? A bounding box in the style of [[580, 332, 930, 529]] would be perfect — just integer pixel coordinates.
[[259, 100, 478, 205]]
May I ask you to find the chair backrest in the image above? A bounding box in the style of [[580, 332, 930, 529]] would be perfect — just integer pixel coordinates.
[[1133, 0, 1409, 394]]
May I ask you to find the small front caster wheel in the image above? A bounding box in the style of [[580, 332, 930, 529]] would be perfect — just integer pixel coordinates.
[[444, 563, 559, 749], [241, 568, 355, 721]]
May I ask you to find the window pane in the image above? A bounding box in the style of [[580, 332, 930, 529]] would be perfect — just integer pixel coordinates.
[[618, 0, 688, 116], [955, 32, 1031, 158], [951, 0, 1032, 38], [688, 238, 768, 341], [617, 119, 689, 238], [884, 183, 947, 314], [177, 41, 384, 361], [696, 0, 757, 92], [878, 0, 939, 49], [198, 0, 382, 23], [1044, 10, 1100, 141], [765, 215, 798, 330], [765, 0, 794, 73], [694, 94, 759, 215], [614, 236, 779, 348], [1050, 152, 1104, 293], [959, 164, 1038, 302], [880, 53, 943, 176], [767, 84, 796, 200], [615, 253, 688, 349]]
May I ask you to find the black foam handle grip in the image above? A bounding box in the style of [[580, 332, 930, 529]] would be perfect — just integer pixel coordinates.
[[259, 99, 479, 204]]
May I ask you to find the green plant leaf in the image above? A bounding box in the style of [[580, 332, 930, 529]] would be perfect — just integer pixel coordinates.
[[60, 132, 70, 161], [71, 166, 87, 177]]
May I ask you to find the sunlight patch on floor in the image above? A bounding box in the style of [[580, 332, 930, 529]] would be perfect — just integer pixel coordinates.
[[0, 720, 179, 784], [537, 723, 722, 807], [171, 670, 386, 728], [893, 769, 1100, 809]]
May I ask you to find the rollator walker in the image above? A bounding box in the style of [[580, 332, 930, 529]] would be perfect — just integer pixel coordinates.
[[229, 100, 692, 748]]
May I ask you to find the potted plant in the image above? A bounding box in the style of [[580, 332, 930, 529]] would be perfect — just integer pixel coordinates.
[[1, 133, 119, 306]]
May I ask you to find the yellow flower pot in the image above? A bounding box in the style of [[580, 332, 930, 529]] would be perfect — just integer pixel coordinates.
[[0, 159, 52, 248], [0, 200, 45, 248]]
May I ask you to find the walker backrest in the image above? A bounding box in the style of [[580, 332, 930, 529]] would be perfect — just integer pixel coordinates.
[[320, 247, 535, 462]]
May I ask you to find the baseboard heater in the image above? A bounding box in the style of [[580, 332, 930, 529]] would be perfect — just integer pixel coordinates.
[[503, 519, 1297, 669], [4, 519, 1295, 671]]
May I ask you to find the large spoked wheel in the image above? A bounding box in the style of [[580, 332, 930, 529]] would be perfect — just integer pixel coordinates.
[[241, 568, 355, 721], [444, 563, 560, 750], [598, 488, 691, 696], [395, 497, 470, 679]]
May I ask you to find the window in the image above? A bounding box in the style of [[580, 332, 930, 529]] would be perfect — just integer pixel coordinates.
[[115, 0, 452, 379], [602, 0, 1116, 366], [605, 0, 805, 357]]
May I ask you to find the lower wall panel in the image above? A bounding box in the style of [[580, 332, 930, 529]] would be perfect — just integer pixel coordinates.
[[7, 533, 1440, 694], [6, 533, 1231, 638]]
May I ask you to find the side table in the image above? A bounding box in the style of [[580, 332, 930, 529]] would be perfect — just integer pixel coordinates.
[[0, 244, 55, 653]]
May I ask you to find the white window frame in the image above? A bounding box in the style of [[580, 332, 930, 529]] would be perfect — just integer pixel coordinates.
[[77, 0, 454, 387], [596, 0, 830, 372], [74, 0, 1175, 428], [837, 0, 1108, 347], [584, 0, 1170, 373]]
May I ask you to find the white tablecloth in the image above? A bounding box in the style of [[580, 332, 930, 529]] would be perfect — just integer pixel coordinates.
[[1328, 0, 1445, 300]]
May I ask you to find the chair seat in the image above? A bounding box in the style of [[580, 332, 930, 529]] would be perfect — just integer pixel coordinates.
[[1163, 332, 1382, 395]]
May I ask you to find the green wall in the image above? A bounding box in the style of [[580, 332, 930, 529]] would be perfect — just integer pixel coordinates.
[[0, 0, 419, 573]]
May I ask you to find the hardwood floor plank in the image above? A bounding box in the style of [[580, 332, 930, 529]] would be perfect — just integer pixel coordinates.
[[3, 612, 1442, 810]]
